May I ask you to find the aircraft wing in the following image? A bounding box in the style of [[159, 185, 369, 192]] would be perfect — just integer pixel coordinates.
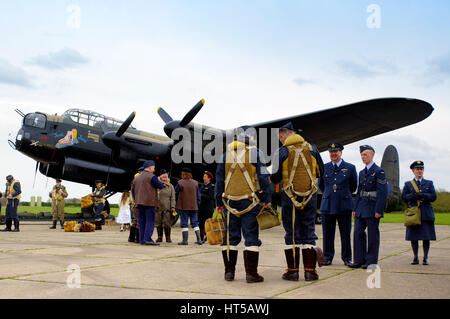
[[248, 98, 434, 152]]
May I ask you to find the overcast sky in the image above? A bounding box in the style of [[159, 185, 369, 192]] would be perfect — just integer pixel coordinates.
[[0, 0, 449, 204]]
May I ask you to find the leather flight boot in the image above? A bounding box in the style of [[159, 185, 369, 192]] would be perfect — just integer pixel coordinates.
[[302, 247, 319, 281], [243, 250, 264, 283], [200, 228, 206, 243], [283, 247, 300, 281], [134, 228, 140, 243], [156, 227, 163, 242], [60, 220, 64, 229], [164, 227, 172, 243], [194, 229, 203, 245], [222, 250, 238, 281], [128, 226, 136, 242], [12, 219, 20, 232], [178, 231, 189, 245], [49, 220, 57, 229], [1, 219, 12, 231]]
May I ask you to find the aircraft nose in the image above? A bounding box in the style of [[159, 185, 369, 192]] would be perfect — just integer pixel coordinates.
[[13, 128, 24, 149]]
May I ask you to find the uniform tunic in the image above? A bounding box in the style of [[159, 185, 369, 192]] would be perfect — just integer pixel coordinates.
[[402, 179, 436, 241], [91, 186, 106, 219], [6, 181, 21, 221], [319, 159, 357, 262], [49, 185, 68, 221], [198, 182, 215, 228], [353, 163, 388, 265]]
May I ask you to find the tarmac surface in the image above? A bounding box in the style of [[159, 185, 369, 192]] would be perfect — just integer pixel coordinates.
[[0, 221, 449, 299]]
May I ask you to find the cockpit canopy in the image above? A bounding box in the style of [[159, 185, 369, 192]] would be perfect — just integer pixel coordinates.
[[62, 109, 136, 130]]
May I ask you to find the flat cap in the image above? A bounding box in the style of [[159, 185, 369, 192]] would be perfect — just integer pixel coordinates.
[[143, 160, 156, 168]]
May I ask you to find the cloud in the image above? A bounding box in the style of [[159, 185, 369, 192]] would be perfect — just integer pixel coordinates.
[[418, 53, 450, 87], [339, 134, 450, 191], [293, 77, 316, 86], [0, 59, 32, 87], [335, 59, 398, 79], [27, 48, 89, 70]]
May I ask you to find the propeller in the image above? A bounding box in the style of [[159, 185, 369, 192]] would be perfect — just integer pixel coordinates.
[[32, 161, 39, 188], [157, 99, 205, 138], [100, 111, 137, 186]]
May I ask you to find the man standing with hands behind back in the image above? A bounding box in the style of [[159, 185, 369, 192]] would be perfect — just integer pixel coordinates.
[[348, 145, 387, 269]]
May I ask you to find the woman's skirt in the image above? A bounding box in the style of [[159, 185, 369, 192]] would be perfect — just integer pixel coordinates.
[[406, 220, 436, 241]]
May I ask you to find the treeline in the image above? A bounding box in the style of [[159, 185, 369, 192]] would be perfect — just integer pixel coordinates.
[[20, 199, 119, 208], [386, 190, 450, 213], [15, 191, 450, 213]]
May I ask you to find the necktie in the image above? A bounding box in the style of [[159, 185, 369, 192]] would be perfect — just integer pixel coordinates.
[[365, 167, 368, 175], [334, 164, 338, 171]]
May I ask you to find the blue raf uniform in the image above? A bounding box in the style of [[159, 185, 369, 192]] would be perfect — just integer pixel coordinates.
[[215, 134, 271, 283], [350, 145, 388, 268], [402, 161, 436, 265], [319, 143, 357, 265], [271, 122, 325, 282]]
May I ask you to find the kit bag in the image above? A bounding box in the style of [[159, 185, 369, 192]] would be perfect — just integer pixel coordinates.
[[404, 180, 422, 227], [256, 205, 281, 230], [205, 217, 225, 245]]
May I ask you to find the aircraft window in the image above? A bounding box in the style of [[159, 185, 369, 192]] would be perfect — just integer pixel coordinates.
[[62, 109, 135, 129], [24, 113, 46, 129]]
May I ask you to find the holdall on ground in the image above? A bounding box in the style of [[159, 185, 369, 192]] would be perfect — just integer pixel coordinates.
[[80, 221, 96, 232], [64, 221, 78, 232], [73, 223, 81, 232], [256, 205, 281, 230], [205, 217, 225, 245], [81, 195, 94, 208], [404, 180, 422, 227]]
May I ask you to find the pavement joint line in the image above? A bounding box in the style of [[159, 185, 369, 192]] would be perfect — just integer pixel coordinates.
[[6, 277, 262, 298], [269, 268, 357, 298], [0, 250, 227, 281], [380, 270, 450, 276]]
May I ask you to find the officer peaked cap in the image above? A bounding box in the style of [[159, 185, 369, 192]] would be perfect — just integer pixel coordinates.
[[410, 161, 424, 169], [328, 142, 344, 151]]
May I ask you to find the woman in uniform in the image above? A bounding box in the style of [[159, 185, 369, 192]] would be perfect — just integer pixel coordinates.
[[402, 161, 437, 265], [198, 171, 215, 243]]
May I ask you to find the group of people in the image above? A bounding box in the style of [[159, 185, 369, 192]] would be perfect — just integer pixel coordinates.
[[119, 163, 215, 247], [0, 121, 438, 284], [124, 121, 437, 284]]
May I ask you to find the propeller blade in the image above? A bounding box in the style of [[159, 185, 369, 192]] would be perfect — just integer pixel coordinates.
[[157, 107, 173, 124], [116, 111, 136, 137], [179, 99, 205, 127], [32, 161, 39, 188]]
